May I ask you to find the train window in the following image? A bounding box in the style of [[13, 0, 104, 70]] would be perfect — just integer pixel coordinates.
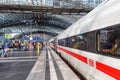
[[58, 39, 66, 46], [97, 29, 120, 55], [58, 34, 88, 50], [71, 36, 79, 49], [70, 34, 88, 50], [78, 34, 87, 50], [65, 38, 71, 47]]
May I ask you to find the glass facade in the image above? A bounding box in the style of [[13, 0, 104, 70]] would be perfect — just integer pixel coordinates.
[[83, 0, 105, 7], [0, 0, 105, 8], [44, 0, 53, 6]]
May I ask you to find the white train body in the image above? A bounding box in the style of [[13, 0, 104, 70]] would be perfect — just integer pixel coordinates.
[[49, 0, 120, 80]]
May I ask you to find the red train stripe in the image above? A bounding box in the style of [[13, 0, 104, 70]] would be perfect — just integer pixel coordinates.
[[57, 46, 120, 79], [96, 61, 120, 80], [57, 46, 87, 64]]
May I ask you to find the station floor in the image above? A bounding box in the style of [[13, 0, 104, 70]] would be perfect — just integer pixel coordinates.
[[0, 47, 80, 80], [0, 50, 38, 80]]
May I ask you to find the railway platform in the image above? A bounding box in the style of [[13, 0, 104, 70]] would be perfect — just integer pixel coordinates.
[[26, 46, 80, 80]]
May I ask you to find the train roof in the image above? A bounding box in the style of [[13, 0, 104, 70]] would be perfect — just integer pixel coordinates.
[[57, 0, 120, 39]]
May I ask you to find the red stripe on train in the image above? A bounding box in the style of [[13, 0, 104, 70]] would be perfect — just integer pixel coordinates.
[[57, 46, 120, 79], [57, 46, 87, 64], [96, 62, 120, 80]]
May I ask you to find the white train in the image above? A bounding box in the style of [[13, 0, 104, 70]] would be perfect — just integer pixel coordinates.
[[49, 0, 120, 80]]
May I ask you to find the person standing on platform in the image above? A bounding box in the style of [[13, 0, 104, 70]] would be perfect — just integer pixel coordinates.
[[3, 41, 10, 57]]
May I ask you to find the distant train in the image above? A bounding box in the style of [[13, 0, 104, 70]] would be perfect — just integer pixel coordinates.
[[49, 0, 120, 80]]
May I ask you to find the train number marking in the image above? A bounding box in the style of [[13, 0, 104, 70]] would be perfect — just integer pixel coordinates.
[[89, 59, 95, 67]]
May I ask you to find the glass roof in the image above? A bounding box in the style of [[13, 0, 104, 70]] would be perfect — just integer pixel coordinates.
[[0, 0, 104, 8], [0, 13, 84, 36], [0, 0, 105, 40]]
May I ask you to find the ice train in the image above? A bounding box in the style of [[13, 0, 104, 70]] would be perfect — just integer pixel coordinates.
[[49, 0, 120, 80]]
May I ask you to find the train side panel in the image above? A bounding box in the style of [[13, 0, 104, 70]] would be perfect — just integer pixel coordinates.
[[49, 0, 120, 80], [57, 46, 118, 80]]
